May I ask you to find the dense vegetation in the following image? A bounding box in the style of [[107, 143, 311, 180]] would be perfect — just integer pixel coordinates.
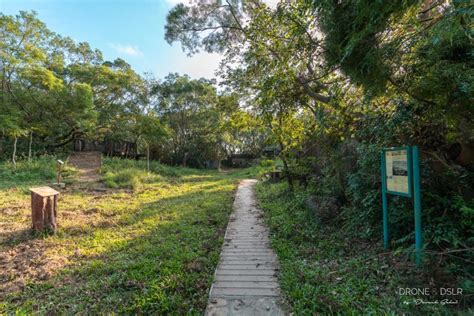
[[1, 0, 473, 313], [257, 181, 467, 314]]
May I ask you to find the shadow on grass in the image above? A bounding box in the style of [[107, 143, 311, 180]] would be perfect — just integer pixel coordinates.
[[2, 177, 239, 314], [0, 228, 39, 249]]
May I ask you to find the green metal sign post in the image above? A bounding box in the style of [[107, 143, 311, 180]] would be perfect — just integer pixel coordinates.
[[381, 146, 422, 267]]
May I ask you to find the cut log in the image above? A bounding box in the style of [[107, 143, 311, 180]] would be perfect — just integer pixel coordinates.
[[30, 186, 60, 232]]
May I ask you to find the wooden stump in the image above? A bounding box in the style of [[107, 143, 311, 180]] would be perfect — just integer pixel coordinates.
[[30, 187, 60, 232]]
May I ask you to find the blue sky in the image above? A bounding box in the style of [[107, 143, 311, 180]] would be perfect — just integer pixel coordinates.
[[0, 0, 227, 79]]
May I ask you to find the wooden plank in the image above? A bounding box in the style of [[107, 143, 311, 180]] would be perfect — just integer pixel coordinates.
[[213, 281, 278, 289], [211, 287, 279, 297], [29, 186, 60, 197], [206, 180, 283, 314], [216, 270, 276, 276], [215, 275, 277, 282]]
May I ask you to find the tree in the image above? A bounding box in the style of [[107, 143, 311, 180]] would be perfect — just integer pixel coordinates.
[[0, 11, 158, 161], [134, 113, 169, 172], [152, 73, 222, 167]]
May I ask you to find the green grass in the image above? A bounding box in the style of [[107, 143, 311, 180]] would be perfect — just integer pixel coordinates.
[[100, 158, 203, 190], [0, 157, 253, 314], [0, 155, 78, 190], [256, 182, 469, 315], [0, 156, 57, 189]]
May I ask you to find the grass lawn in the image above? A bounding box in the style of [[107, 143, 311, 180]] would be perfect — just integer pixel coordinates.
[[256, 182, 468, 315], [0, 157, 253, 314]]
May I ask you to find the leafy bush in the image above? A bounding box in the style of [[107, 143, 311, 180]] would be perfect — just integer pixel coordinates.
[[101, 157, 184, 179], [256, 159, 278, 178], [256, 181, 462, 315], [101, 159, 167, 190]]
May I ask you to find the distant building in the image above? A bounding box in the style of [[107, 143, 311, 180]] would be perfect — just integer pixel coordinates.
[[262, 145, 280, 158], [229, 154, 256, 168]]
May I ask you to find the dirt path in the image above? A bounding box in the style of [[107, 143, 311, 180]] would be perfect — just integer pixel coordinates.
[[205, 179, 285, 315], [68, 151, 102, 182]]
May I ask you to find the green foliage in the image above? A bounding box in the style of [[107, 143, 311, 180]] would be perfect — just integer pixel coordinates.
[[165, 0, 473, 284], [100, 159, 174, 190], [102, 157, 183, 178], [0, 11, 167, 159], [151, 73, 261, 167], [256, 181, 465, 315], [0, 156, 56, 189], [102, 168, 157, 190], [254, 158, 280, 178], [316, 0, 418, 92], [0, 155, 80, 189]]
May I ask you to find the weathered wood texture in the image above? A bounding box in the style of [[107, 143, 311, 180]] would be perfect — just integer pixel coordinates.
[[30, 187, 60, 232], [206, 180, 284, 315]]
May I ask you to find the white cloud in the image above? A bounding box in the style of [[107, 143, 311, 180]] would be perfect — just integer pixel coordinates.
[[159, 51, 223, 80], [108, 43, 144, 57]]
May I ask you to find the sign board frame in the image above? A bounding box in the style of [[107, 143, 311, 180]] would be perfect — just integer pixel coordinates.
[[382, 146, 413, 197], [381, 146, 423, 267]]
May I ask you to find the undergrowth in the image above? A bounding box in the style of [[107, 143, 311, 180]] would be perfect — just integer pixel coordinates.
[[0, 156, 58, 189], [256, 181, 472, 315]]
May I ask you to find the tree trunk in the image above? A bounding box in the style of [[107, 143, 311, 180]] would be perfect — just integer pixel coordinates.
[[147, 145, 150, 173], [183, 152, 188, 167], [28, 131, 33, 162], [281, 156, 294, 192], [276, 137, 294, 192], [12, 136, 18, 170], [0, 128, 4, 157]]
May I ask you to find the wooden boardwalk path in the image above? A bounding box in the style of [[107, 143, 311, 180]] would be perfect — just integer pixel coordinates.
[[206, 180, 284, 316]]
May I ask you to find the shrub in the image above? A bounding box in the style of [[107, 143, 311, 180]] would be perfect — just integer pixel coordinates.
[[0, 156, 57, 189], [102, 168, 163, 190]]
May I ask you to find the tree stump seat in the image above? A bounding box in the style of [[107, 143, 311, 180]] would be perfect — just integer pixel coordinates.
[[29, 186, 60, 232]]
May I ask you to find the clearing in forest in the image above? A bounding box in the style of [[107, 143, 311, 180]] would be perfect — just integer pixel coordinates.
[[0, 158, 250, 314]]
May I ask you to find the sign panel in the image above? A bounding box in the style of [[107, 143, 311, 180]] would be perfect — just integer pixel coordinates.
[[385, 149, 410, 195], [380, 146, 422, 266]]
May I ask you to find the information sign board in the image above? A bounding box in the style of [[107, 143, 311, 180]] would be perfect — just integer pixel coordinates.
[[381, 146, 422, 267], [384, 148, 412, 197]]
